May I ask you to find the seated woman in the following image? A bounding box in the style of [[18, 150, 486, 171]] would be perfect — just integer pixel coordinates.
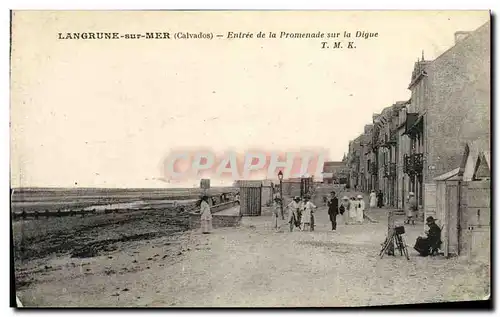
[[414, 216, 442, 256]]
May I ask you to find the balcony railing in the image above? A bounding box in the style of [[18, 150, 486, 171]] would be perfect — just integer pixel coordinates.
[[403, 153, 423, 175], [389, 130, 398, 143]]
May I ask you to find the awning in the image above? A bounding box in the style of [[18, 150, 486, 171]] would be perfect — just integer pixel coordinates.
[[404, 113, 423, 135]]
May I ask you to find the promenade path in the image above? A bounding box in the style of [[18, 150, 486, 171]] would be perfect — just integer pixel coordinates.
[[18, 200, 489, 307]]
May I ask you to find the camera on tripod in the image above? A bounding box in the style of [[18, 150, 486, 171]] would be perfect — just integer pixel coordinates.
[[379, 224, 410, 260], [394, 225, 405, 235]]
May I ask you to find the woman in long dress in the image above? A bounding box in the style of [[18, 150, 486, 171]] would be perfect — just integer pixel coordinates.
[[301, 195, 316, 232], [356, 194, 365, 224], [340, 196, 350, 225], [271, 197, 281, 231], [348, 196, 358, 224], [406, 192, 417, 225], [369, 190, 377, 208], [200, 195, 213, 234]]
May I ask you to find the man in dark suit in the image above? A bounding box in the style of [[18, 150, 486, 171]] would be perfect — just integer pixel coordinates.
[[414, 216, 442, 256], [327, 191, 339, 230]]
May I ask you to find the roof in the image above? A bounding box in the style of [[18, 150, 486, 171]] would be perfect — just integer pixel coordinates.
[[323, 161, 345, 167], [435, 139, 490, 182], [404, 113, 420, 135], [235, 180, 262, 188], [461, 139, 490, 181], [434, 167, 461, 181]]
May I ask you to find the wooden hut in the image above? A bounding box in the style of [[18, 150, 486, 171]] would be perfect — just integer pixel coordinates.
[[237, 180, 263, 216], [429, 140, 490, 259], [200, 179, 210, 189]]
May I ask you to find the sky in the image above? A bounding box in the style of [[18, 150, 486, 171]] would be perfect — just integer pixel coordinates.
[[10, 11, 490, 188]]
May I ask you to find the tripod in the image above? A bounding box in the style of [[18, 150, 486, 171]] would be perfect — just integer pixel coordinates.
[[379, 228, 410, 260]]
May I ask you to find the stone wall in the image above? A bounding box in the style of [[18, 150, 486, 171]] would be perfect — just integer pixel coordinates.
[[188, 201, 241, 230]]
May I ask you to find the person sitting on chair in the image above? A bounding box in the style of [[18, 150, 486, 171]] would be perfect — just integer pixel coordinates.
[[414, 216, 442, 256]]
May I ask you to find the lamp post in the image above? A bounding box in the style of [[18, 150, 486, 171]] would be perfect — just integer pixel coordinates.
[[278, 170, 284, 220]]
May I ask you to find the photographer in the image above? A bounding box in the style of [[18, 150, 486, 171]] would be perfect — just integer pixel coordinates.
[[414, 216, 442, 256]]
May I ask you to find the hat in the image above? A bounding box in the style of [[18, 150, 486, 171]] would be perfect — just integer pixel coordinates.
[[357, 195, 363, 199], [409, 192, 415, 196], [274, 196, 282, 201], [294, 196, 300, 201], [426, 216, 435, 223], [341, 196, 349, 200]]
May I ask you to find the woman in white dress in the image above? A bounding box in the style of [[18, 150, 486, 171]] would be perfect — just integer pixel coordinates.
[[356, 194, 365, 224], [340, 196, 350, 225], [406, 192, 417, 225], [369, 190, 377, 209], [348, 196, 358, 224], [200, 195, 212, 234], [301, 196, 316, 232]]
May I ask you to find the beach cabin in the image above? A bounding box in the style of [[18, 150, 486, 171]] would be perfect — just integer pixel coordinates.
[[430, 140, 490, 259], [237, 180, 263, 216]]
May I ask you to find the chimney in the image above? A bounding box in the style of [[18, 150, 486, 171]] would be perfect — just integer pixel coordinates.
[[454, 31, 471, 44]]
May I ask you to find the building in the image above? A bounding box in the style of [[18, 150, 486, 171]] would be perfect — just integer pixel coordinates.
[[403, 21, 490, 215], [345, 21, 489, 211], [322, 161, 349, 185], [376, 102, 407, 207], [347, 136, 363, 189], [346, 124, 374, 193], [396, 102, 412, 209], [360, 124, 373, 192]]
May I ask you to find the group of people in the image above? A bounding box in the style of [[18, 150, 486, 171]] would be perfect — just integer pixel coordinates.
[[272, 195, 318, 232], [200, 189, 442, 257], [369, 190, 385, 208], [330, 192, 366, 229], [271, 191, 370, 232]]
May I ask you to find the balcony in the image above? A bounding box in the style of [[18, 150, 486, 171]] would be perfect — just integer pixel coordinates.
[[383, 163, 397, 178], [403, 153, 423, 175]]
